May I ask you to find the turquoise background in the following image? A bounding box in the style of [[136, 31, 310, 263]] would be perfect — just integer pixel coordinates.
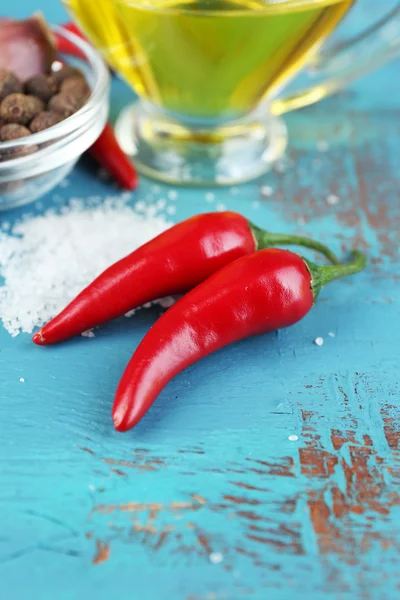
[[1, 2, 400, 599]]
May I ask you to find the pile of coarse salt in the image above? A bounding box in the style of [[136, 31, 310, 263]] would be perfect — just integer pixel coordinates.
[[0, 197, 171, 337]]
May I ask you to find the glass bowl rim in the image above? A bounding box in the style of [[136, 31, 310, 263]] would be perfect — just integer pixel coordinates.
[[0, 24, 109, 159]]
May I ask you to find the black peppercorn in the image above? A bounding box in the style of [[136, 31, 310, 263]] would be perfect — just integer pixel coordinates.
[[48, 93, 84, 118], [25, 74, 59, 103], [0, 123, 31, 141], [0, 69, 23, 102], [30, 111, 62, 133], [0, 123, 37, 160], [51, 66, 84, 85], [0, 93, 44, 125], [61, 76, 91, 100]]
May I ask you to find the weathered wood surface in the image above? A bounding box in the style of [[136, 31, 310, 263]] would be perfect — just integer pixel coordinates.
[[1, 2, 399, 599]]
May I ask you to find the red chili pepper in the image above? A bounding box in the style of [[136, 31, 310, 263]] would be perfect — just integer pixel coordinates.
[[89, 122, 138, 190], [55, 24, 138, 190], [112, 248, 366, 431], [33, 212, 339, 346], [55, 22, 87, 59], [62, 22, 84, 38]]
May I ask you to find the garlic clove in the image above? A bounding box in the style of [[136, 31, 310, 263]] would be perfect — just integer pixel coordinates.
[[0, 13, 56, 81]]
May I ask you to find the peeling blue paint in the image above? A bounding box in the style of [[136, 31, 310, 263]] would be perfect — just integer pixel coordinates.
[[1, 2, 400, 599]]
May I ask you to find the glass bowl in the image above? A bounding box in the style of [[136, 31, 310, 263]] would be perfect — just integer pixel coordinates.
[[0, 25, 110, 211]]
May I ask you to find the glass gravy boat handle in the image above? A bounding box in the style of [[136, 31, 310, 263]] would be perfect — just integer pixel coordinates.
[[271, 4, 400, 116]]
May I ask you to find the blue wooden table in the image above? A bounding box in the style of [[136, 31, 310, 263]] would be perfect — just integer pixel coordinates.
[[1, 3, 400, 599]]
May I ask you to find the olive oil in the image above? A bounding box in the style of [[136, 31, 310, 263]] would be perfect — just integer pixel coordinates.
[[65, 0, 353, 120]]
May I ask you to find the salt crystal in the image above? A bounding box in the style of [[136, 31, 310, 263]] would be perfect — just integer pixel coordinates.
[[260, 185, 273, 198], [0, 199, 171, 337], [158, 296, 175, 308], [328, 332, 335, 338], [135, 200, 146, 213], [157, 198, 166, 210], [167, 190, 178, 201], [288, 435, 298, 442], [216, 203, 226, 212], [205, 192, 215, 202], [19, 377, 25, 383], [146, 205, 158, 217], [317, 140, 329, 152], [81, 329, 95, 338], [209, 552, 224, 564], [326, 194, 339, 206], [314, 337, 324, 346], [52, 61, 63, 72], [166, 205, 176, 215]]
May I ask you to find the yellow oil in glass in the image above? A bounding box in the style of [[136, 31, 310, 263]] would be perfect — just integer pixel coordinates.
[[65, 0, 354, 120]]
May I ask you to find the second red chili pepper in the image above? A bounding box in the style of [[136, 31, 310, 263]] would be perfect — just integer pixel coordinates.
[[112, 248, 366, 431], [55, 22, 86, 59], [89, 122, 138, 190], [55, 23, 138, 190], [33, 211, 339, 345]]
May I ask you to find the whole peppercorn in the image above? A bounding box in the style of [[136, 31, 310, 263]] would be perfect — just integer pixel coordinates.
[[61, 76, 91, 100], [0, 123, 31, 142], [0, 180, 23, 192], [0, 123, 37, 160], [0, 119, 6, 161], [0, 69, 23, 102], [0, 93, 44, 125], [30, 111, 62, 133], [49, 93, 84, 118], [25, 74, 59, 103], [51, 66, 84, 85]]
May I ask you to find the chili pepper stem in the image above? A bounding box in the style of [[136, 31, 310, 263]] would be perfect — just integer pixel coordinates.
[[306, 250, 366, 299], [250, 224, 340, 264]]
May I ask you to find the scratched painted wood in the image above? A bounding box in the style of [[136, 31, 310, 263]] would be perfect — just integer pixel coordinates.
[[1, 2, 399, 599]]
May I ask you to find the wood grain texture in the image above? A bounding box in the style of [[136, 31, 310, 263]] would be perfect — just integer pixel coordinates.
[[1, 2, 399, 599]]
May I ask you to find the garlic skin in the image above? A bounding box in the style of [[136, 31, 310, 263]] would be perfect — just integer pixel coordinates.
[[0, 14, 56, 81]]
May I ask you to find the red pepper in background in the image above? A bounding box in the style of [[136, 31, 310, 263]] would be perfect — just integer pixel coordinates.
[[55, 23, 138, 190], [112, 248, 366, 432], [32, 211, 339, 346], [89, 122, 138, 190], [55, 22, 86, 59]]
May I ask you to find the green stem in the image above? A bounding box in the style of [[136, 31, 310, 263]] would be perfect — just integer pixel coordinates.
[[250, 223, 340, 265], [305, 250, 367, 299]]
